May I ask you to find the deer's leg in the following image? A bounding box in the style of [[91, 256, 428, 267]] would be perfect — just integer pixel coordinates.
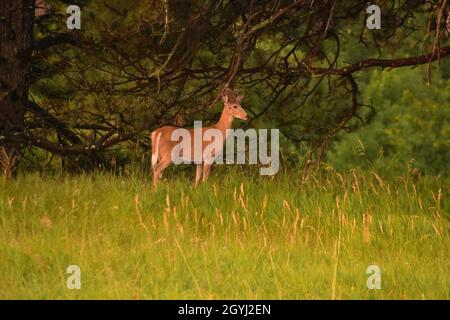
[[152, 165, 158, 186], [194, 164, 202, 188], [153, 158, 172, 188], [202, 164, 212, 182], [152, 157, 163, 179]]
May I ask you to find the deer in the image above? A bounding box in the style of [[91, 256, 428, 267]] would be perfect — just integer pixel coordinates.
[[150, 88, 248, 188]]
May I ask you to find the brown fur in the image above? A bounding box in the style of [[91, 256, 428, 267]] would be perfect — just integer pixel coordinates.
[[151, 91, 248, 188]]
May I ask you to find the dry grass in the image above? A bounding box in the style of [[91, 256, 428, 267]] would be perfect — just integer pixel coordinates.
[[0, 147, 17, 181]]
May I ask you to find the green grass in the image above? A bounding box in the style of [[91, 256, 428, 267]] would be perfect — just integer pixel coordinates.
[[0, 166, 449, 299]]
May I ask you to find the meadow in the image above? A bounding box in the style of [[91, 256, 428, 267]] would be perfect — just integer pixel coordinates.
[[0, 166, 449, 299]]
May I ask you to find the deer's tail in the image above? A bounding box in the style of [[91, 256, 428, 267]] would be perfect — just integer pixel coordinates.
[[151, 130, 162, 168]]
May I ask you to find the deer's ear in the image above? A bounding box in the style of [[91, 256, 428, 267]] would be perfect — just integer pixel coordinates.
[[221, 93, 229, 104], [237, 95, 244, 103]]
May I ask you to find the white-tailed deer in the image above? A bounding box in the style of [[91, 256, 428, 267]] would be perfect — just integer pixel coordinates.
[[151, 88, 248, 187]]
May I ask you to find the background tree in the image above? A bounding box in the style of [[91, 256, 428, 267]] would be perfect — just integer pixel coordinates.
[[1, 0, 449, 174], [0, 0, 35, 168]]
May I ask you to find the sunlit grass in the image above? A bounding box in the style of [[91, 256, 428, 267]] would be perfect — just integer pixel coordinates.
[[0, 166, 448, 299]]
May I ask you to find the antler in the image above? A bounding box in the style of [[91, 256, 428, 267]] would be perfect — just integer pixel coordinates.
[[221, 86, 243, 103]]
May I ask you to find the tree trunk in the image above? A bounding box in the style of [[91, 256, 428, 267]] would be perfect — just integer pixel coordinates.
[[0, 0, 35, 166]]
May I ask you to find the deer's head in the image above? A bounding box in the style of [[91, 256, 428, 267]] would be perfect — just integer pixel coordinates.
[[221, 89, 248, 121]]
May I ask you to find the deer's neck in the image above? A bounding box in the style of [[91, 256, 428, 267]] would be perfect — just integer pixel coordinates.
[[214, 109, 233, 133]]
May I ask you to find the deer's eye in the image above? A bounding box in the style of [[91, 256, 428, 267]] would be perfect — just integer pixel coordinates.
[[233, 105, 237, 109]]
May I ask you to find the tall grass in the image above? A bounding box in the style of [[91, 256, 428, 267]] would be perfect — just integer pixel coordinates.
[[0, 147, 17, 181], [0, 166, 448, 299]]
